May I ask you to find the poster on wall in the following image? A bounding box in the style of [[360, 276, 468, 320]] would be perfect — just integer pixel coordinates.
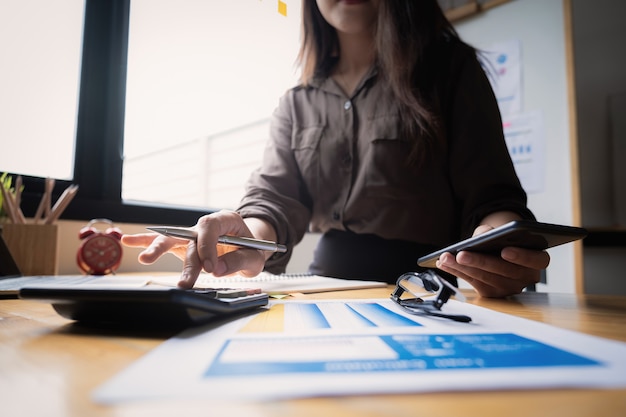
[[503, 110, 545, 194], [481, 39, 523, 117]]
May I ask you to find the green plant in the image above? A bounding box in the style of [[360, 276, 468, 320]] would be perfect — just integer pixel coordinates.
[[0, 173, 19, 221]]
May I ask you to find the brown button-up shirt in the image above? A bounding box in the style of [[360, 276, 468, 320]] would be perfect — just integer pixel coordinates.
[[238, 41, 533, 272]]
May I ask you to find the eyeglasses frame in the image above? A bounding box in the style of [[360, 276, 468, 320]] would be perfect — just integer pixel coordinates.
[[390, 270, 472, 323]]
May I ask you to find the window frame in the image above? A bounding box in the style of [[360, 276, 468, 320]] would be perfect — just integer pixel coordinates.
[[14, 0, 207, 226]]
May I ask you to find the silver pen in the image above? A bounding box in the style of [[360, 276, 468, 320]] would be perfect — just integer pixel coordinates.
[[147, 226, 287, 253]]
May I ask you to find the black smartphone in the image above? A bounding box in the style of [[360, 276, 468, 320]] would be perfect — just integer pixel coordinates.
[[417, 220, 588, 268]]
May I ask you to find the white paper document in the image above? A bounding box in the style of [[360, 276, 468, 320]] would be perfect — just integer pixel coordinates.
[[94, 299, 626, 404]]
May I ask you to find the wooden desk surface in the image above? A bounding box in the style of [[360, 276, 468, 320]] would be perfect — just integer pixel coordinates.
[[2, 287, 626, 417]]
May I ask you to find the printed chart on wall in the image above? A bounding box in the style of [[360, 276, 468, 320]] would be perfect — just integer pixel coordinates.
[[479, 39, 546, 194], [94, 299, 626, 403], [482, 39, 523, 117], [503, 110, 546, 194]]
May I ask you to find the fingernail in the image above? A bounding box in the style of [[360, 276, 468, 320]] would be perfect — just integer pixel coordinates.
[[178, 274, 193, 289], [438, 253, 452, 266], [203, 259, 213, 272], [502, 247, 517, 260], [213, 260, 227, 276], [458, 252, 473, 264]]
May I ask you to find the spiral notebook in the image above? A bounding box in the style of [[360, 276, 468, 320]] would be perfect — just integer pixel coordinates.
[[151, 272, 388, 295]]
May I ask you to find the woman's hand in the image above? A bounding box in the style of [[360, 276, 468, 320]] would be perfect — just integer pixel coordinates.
[[435, 215, 551, 298], [121, 210, 268, 289]]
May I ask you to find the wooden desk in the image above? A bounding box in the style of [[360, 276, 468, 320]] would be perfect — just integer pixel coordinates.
[[2, 288, 626, 417]]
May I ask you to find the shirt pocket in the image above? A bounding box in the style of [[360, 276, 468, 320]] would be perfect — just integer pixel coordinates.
[[363, 116, 421, 201], [291, 125, 324, 193]]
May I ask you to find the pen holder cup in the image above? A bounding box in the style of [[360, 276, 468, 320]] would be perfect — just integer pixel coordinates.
[[1, 223, 59, 276]]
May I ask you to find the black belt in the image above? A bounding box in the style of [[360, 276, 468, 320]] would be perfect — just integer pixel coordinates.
[[308, 229, 456, 286]]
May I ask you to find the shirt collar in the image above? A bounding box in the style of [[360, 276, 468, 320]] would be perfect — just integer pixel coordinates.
[[309, 64, 379, 97]]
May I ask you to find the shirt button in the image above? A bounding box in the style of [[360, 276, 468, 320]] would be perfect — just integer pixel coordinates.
[[344, 100, 352, 110], [332, 211, 340, 221]]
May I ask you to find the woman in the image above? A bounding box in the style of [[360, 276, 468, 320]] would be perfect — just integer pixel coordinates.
[[123, 0, 549, 298]]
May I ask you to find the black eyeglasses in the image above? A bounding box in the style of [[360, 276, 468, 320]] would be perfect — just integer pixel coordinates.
[[390, 270, 472, 323]]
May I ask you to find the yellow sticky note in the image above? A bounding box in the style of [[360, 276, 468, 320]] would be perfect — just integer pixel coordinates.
[[278, 0, 287, 16]]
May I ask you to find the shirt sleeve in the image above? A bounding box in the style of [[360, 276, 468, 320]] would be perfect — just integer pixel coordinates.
[[443, 44, 535, 238], [236, 90, 313, 273]]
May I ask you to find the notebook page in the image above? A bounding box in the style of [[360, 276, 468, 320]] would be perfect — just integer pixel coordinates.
[[151, 272, 387, 295]]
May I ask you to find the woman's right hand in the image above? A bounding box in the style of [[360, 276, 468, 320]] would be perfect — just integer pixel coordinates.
[[122, 210, 269, 288]]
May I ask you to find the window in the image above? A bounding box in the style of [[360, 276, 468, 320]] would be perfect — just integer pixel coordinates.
[[0, 0, 83, 180], [3, 0, 302, 225], [123, 0, 301, 210]]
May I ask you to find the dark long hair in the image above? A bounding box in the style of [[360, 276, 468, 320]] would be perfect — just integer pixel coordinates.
[[297, 0, 463, 157]]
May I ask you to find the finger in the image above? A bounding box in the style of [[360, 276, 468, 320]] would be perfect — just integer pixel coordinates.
[[456, 250, 535, 281], [179, 240, 203, 289], [195, 210, 254, 273], [437, 252, 533, 297], [195, 216, 220, 274], [441, 262, 525, 298], [456, 250, 511, 275], [212, 248, 265, 278], [472, 224, 494, 237], [501, 247, 550, 270], [138, 235, 187, 264], [453, 249, 544, 293], [437, 252, 500, 290], [120, 233, 157, 248]]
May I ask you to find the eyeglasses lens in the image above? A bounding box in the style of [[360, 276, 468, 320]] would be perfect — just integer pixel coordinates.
[[399, 273, 440, 298]]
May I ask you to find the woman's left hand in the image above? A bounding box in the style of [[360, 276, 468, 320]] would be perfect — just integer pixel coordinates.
[[436, 224, 551, 298]]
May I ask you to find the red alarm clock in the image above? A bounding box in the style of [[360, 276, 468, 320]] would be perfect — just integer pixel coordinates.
[[76, 218, 123, 275]]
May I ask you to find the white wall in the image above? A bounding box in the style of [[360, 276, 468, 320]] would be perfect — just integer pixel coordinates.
[[455, 0, 579, 293]]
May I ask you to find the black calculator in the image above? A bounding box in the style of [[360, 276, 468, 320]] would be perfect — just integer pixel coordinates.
[[19, 285, 269, 329]]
